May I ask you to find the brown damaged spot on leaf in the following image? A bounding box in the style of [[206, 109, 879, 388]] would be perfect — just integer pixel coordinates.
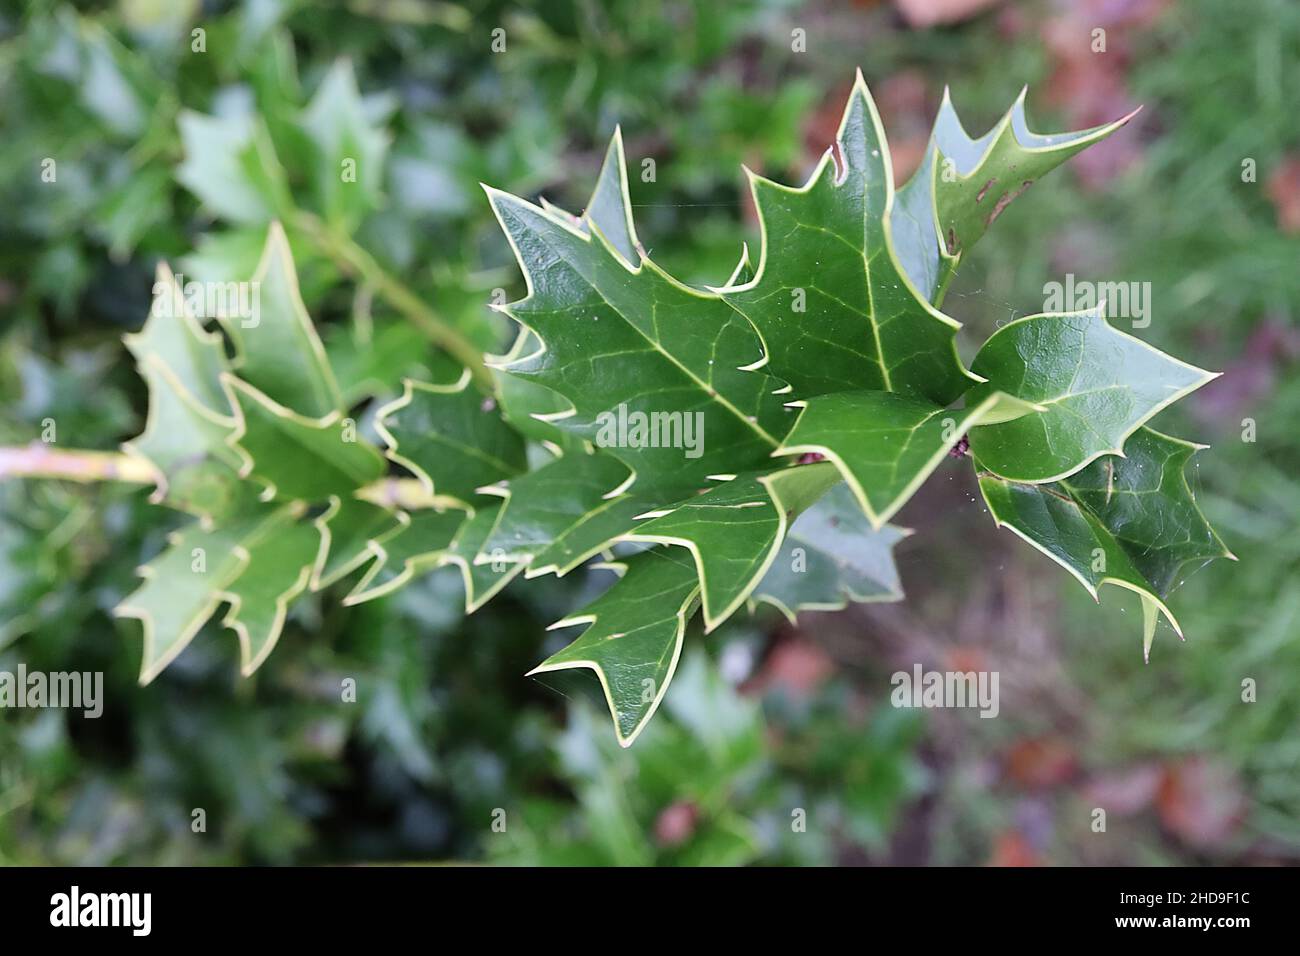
[[976, 178, 996, 203], [829, 139, 847, 184], [984, 180, 1034, 228], [946, 226, 959, 256]]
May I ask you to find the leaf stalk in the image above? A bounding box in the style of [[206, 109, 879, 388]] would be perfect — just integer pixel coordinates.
[[293, 211, 493, 389], [0, 445, 442, 510]]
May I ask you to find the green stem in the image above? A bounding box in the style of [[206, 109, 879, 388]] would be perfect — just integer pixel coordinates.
[[293, 211, 493, 389], [0, 444, 157, 485], [0, 445, 443, 510]]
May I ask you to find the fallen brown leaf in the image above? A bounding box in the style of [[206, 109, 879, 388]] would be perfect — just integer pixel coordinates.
[[1156, 757, 1247, 849], [1265, 154, 1300, 234], [895, 0, 1003, 29]]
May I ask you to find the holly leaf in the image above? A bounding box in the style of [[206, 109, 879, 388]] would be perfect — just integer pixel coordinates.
[[324, 495, 527, 612], [343, 506, 469, 605], [579, 125, 641, 264], [496, 131, 643, 454], [110, 71, 1229, 745], [220, 519, 319, 676], [751, 482, 908, 621], [438, 502, 528, 612], [115, 506, 299, 683], [532, 126, 640, 266], [311, 495, 405, 590], [622, 462, 841, 631], [300, 59, 391, 231], [528, 548, 700, 747], [124, 356, 248, 520], [524, 491, 649, 579], [375, 370, 527, 504], [968, 306, 1217, 482], [716, 72, 977, 405], [221, 223, 343, 418], [484, 185, 792, 490], [492, 328, 587, 453], [776, 388, 1042, 528], [980, 475, 1186, 658], [723, 243, 756, 287], [176, 110, 291, 226], [895, 88, 1138, 303], [224, 375, 385, 501], [478, 450, 638, 569], [1056, 428, 1234, 597], [980, 430, 1232, 658], [124, 264, 231, 418], [180, 227, 280, 288]]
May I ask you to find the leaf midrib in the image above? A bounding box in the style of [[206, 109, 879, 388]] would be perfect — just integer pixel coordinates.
[[535, 227, 781, 449]]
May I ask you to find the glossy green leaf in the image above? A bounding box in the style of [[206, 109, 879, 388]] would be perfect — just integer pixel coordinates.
[[532, 126, 640, 266], [343, 506, 469, 605], [225, 375, 385, 501], [484, 185, 791, 490], [124, 264, 231, 417], [978, 461, 1217, 659], [106, 70, 1231, 745], [895, 88, 1138, 303], [220, 519, 319, 675], [717, 72, 976, 404], [492, 329, 587, 453], [581, 126, 640, 264], [1057, 428, 1235, 595], [723, 243, 756, 287], [752, 482, 908, 620], [524, 491, 649, 579], [439, 502, 528, 612], [376, 369, 527, 504], [478, 450, 636, 567], [777, 389, 1041, 528], [124, 356, 246, 520], [115, 506, 297, 683], [311, 495, 404, 590], [968, 306, 1217, 482], [221, 223, 342, 417], [529, 548, 701, 747], [622, 462, 840, 631]]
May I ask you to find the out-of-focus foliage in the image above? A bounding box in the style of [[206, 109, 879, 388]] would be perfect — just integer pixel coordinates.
[[491, 652, 924, 866], [1, 0, 1297, 865]]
